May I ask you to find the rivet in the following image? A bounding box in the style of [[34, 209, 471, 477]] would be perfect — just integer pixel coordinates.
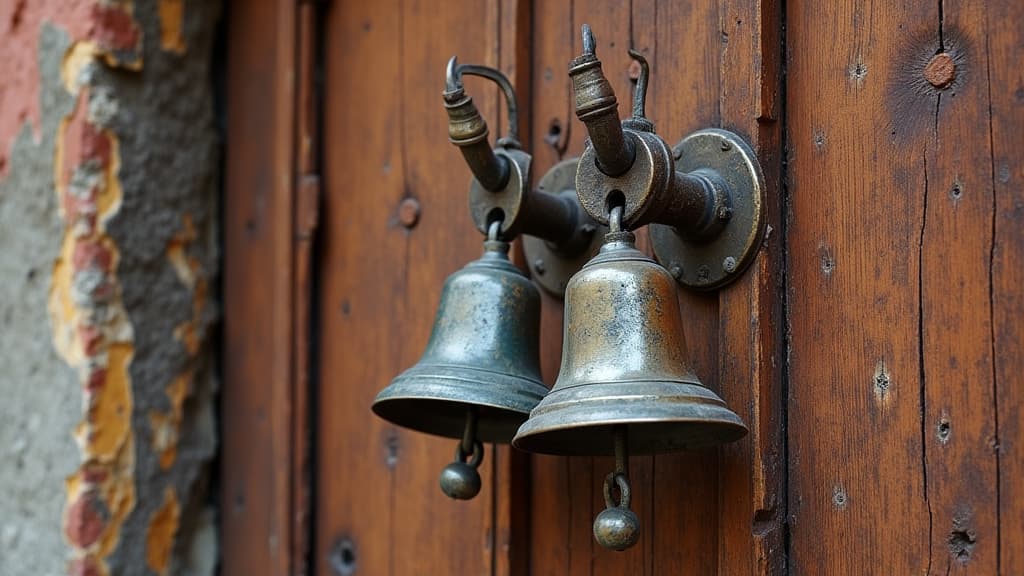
[[717, 205, 733, 221], [722, 256, 737, 274], [533, 259, 546, 275], [669, 264, 683, 279], [673, 147, 683, 160], [924, 53, 956, 89], [398, 197, 421, 229], [720, 139, 732, 151]]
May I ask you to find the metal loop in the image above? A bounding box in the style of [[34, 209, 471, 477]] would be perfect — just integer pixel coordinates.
[[608, 205, 624, 234], [445, 57, 520, 145], [454, 439, 485, 470], [487, 219, 502, 242], [603, 472, 631, 510]]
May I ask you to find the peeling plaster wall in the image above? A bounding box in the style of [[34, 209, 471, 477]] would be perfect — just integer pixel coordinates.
[[0, 2, 221, 575]]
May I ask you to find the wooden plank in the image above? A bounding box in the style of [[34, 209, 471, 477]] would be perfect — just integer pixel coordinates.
[[786, 0, 1009, 571], [716, 0, 785, 573], [221, 0, 296, 573], [989, 1, 1024, 572], [316, 1, 504, 574], [919, 2, 999, 572], [787, 2, 930, 571]]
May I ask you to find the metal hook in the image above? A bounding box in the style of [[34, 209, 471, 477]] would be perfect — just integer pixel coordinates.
[[627, 49, 649, 120], [445, 56, 520, 145]]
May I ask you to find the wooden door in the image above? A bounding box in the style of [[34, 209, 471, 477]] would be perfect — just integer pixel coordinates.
[[223, 0, 1023, 574]]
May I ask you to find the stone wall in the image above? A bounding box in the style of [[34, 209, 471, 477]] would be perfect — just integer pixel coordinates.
[[0, 2, 220, 574]]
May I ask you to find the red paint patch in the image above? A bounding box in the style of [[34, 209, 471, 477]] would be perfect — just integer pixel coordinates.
[[89, 4, 141, 53], [65, 492, 105, 548], [78, 324, 103, 356], [72, 239, 112, 272], [85, 367, 106, 393], [80, 122, 111, 166], [0, 0, 95, 177]]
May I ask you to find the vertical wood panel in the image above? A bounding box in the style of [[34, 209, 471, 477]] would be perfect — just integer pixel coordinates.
[[316, 1, 506, 574], [989, 1, 1024, 572], [222, 0, 296, 573], [717, 0, 785, 574], [787, 2, 932, 571], [787, 0, 1011, 572]]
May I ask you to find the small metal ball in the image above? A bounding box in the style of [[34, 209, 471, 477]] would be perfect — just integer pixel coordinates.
[[439, 461, 482, 500], [593, 507, 641, 551]]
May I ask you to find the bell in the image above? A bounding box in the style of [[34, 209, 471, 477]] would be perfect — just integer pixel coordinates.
[[373, 232, 548, 499], [513, 228, 747, 456]]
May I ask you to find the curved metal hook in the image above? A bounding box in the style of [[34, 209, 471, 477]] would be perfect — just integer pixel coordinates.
[[627, 49, 649, 120], [445, 56, 520, 145]]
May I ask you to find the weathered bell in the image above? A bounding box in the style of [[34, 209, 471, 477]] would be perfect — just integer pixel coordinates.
[[513, 229, 748, 457], [373, 237, 548, 446]]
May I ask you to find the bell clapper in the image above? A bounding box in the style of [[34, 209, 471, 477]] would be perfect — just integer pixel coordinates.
[[594, 426, 641, 551], [439, 407, 485, 500]]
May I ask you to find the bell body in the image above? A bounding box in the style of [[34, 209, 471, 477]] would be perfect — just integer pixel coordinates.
[[373, 240, 548, 444], [513, 232, 747, 456]]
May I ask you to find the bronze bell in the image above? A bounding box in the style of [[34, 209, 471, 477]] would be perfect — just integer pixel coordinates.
[[513, 208, 747, 549], [373, 229, 548, 499], [512, 227, 747, 456]]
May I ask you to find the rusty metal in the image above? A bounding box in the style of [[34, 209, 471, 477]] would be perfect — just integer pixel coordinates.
[[521, 158, 606, 296], [373, 224, 548, 499], [568, 26, 766, 291], [446, 58, 601, 290], [650, 129, 766, 290]]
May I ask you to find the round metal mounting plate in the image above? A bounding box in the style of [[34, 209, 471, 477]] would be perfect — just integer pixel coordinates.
[[650, 128, 766, 291], [522, 158, 606, 297]]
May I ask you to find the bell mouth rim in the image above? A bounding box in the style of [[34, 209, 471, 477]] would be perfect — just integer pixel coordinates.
[[512, 417, 749, 457]]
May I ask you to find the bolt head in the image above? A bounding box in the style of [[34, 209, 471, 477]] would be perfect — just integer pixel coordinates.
[[669, 264, 683, 279], [717, 205, 733, 221], [720, 139, 732, 151], [723, 256, 737, 273], [533, 259, 546, 275]]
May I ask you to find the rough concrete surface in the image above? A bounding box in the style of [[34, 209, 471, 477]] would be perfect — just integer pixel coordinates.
[[0, 1, 221, 574]]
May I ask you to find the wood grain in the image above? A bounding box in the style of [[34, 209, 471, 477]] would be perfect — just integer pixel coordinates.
[[221, 0, 296, 573], [786, 0, 1015, 572], [989, 2, 1024, 572]]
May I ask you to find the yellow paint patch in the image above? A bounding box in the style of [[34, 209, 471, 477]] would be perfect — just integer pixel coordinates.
[[96, 133, 123, 226], [85, 343, 134, 459], [159, 0, 187, 54], [53, 40, 138, 573], [62, 42, 99, 93], [166, 215, 197, 288], [150, 373, 190, 469], [146, 488, 180, 574], [96, 436, 136, 557]]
